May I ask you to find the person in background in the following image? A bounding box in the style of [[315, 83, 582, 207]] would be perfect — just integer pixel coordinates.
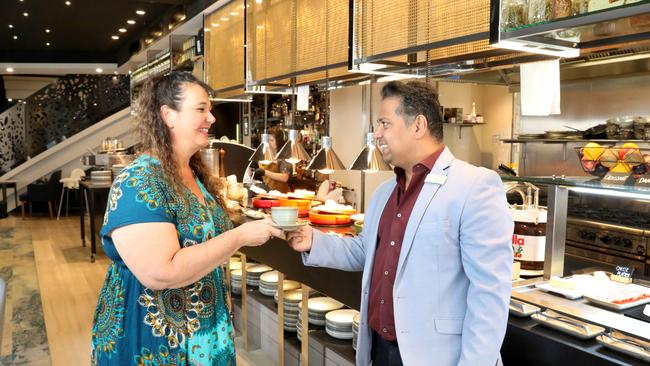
[[253, 125, 291, 193], [91, 71, 282, 365], [286, 80, 513, 366]]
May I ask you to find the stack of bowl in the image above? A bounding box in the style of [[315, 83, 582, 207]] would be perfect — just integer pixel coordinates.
[[325, 309, 358, 340], [245, 264, 273, 287], [299, 297, 344, 326], [258, 271, 301, 296], [280, 289, 303, 332]]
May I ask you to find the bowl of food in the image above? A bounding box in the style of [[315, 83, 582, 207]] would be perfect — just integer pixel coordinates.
[[575, 142, 648, 177]]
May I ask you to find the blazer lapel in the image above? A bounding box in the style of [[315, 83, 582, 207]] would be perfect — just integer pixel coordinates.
[[395, 147, 455, 282], [362, 179, 396, 281]]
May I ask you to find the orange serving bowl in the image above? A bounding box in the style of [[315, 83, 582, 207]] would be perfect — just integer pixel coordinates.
[[308, 210, 352, 226], [252, 196, 281, 209], [278, 198, 311, 217]]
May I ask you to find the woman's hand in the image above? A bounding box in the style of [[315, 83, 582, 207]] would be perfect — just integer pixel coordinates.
[[234, 217, 283, 247]]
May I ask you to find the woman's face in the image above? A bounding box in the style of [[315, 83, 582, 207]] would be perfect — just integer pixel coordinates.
[[166, 83, 215, 152], [268, 135, 277, 151]]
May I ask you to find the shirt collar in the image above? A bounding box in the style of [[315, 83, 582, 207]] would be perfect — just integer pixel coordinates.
[[395, 144, 445, 189]]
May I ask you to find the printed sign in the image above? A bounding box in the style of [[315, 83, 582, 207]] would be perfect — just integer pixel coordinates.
[[601, 172, 631, 185], [635, 174, 650, 188]]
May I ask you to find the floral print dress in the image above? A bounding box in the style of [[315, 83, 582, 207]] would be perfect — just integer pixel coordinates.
[[91, 155, 236, 366]]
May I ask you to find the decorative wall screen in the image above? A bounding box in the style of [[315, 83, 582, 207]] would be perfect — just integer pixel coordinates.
[[351, 0, 499, 71], [205, 0, 245, 97], [247, 0, 348, 86]]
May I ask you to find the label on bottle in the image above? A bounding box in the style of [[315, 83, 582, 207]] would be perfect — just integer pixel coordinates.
[[512, 234, 545, 261]]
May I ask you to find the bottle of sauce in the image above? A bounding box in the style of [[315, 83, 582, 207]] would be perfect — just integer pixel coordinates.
[[511, 209, 547, 272]]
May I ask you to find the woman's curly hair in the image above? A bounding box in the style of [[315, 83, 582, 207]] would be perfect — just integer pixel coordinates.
[[135, 71, 225, 208]]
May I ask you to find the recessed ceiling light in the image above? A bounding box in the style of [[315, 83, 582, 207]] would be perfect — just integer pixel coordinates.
[[13, 36, 17, 40], [241, 5, 245, 9], [23, 12, 28, 17], [127, 20, 135, 25], [7, 98, 12, 102], [220, 17, 229, 21], [113, 71, 118, 75], [211, 23, 219, 27], [111, 35, 119, 40], [8, 24, 13, 29], [6, 67, 14, 72], [45, 29, 50, 33], [136, 10, 146, 15], [96, 68, 103, 73], [118, 28, 126, 33], [256, 0, 263, 3], [128, 70, 132, 74], [203, 28, 210, 32], [46, 42, 51, 46], [65, 1, 71, 5], [230, 12, 239, 16]]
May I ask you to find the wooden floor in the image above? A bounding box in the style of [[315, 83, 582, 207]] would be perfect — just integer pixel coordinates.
[[4, 214, 109, 366], [2, 214, 260, 366]]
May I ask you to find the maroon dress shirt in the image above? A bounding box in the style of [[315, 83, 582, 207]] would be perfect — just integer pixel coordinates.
[[368, 146, 445, 342]]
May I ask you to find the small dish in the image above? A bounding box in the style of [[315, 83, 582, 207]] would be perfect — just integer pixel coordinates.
[[596, 331, 650, 362], [535, 282, 583, 300], [244, 209, 265, 220], [272, 219, 309, 231], [509, 299, 540, 317], [531, 310, 604, 339]]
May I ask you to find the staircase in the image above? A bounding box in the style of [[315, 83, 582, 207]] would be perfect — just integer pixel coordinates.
[[0, 107, 136, 213]]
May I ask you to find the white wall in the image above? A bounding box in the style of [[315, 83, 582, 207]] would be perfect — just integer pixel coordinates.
[[3, 75, 57, 99], [328, 80, 513, 211]]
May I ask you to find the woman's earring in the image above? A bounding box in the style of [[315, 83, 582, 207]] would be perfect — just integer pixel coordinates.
[[169, 124, 175, 130]]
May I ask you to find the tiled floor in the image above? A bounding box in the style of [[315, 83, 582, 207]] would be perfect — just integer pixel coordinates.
[[0, 220, 50, 365]]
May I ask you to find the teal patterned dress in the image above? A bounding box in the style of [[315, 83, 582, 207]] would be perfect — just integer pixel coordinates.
[[91, 155, 236, 366]]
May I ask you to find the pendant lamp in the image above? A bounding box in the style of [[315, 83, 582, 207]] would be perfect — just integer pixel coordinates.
[[349, 80, 391, 173], [349, 132, 391, 172], [275, 84, 310, 164], [249, 94, 274, 164], [306, 84, 345, 174]]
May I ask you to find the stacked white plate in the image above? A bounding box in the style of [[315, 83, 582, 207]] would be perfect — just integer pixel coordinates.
[[230, 268, 244, 295], [281, 289, 304, 332], [296, 314, 304, 342], [298, 297, 344, 326], [352, 313, 360, 350], [325, 309, 358, 340], [258, 271, 301, 297], [245, 264, 273, 287]]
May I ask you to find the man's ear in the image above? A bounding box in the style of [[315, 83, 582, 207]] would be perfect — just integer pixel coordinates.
[[160, 105, 175, 128], [413, 114, 429, 139]]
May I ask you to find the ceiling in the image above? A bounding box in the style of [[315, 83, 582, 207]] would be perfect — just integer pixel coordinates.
[[0, 0, 193, 74]]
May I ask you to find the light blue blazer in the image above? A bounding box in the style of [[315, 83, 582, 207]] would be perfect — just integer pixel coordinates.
[[303, 147, 514, 366]]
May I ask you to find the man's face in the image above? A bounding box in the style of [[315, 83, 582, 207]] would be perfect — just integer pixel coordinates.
[[374, 96, 415, 168]]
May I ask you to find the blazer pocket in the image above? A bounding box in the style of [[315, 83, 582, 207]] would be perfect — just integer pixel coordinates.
[[434, 317, 464, 335]]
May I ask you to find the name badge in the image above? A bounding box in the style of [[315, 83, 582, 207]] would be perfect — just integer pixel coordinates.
[[425, 174, 447, 185]]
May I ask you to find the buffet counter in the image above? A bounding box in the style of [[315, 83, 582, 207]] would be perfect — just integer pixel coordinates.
[[232, 213, 650, 365]]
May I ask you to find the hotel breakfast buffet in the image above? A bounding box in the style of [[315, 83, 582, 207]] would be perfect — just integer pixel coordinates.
[[2, 0, 650, 365]]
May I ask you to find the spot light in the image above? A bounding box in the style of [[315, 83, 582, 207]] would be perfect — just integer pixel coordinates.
[[111, 35, 119, 40], [96, 68, 103, 73], [127, 20, 135, 25], [65, 1, 71, 5], [6, 67, 14, 72], [118, 28, 126, 33], [136, 10, 146, 15], [22, 12, 28, 17]]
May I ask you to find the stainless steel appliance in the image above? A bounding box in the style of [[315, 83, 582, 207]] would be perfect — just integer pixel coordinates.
[[565, 217, 649, 276]]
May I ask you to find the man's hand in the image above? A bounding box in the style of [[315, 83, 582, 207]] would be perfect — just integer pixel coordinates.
[[285, 225, 313, 252]]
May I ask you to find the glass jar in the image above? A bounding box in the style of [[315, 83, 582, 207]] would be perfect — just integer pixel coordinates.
[[572, 0, 588, 15], [502, 0, 528, 31], [528, 0, 554, 25], [554, 0, 573, 19]]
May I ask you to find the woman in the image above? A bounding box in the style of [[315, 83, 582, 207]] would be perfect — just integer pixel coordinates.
[[91, 71, 282, 365], [253, 126, 291, 193]]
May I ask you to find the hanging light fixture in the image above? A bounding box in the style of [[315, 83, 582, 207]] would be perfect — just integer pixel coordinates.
[[249, 94, 274, 164], [349, 79, 391, 173], [307, 87, 345, 172], [349, 131, 391, 172], [275, 84, 310, 164]]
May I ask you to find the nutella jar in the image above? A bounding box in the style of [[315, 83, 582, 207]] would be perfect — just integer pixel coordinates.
[[511, 208, 547, 272]]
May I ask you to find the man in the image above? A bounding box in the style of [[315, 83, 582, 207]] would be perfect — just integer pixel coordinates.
[[286, 81, 513, 366]]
